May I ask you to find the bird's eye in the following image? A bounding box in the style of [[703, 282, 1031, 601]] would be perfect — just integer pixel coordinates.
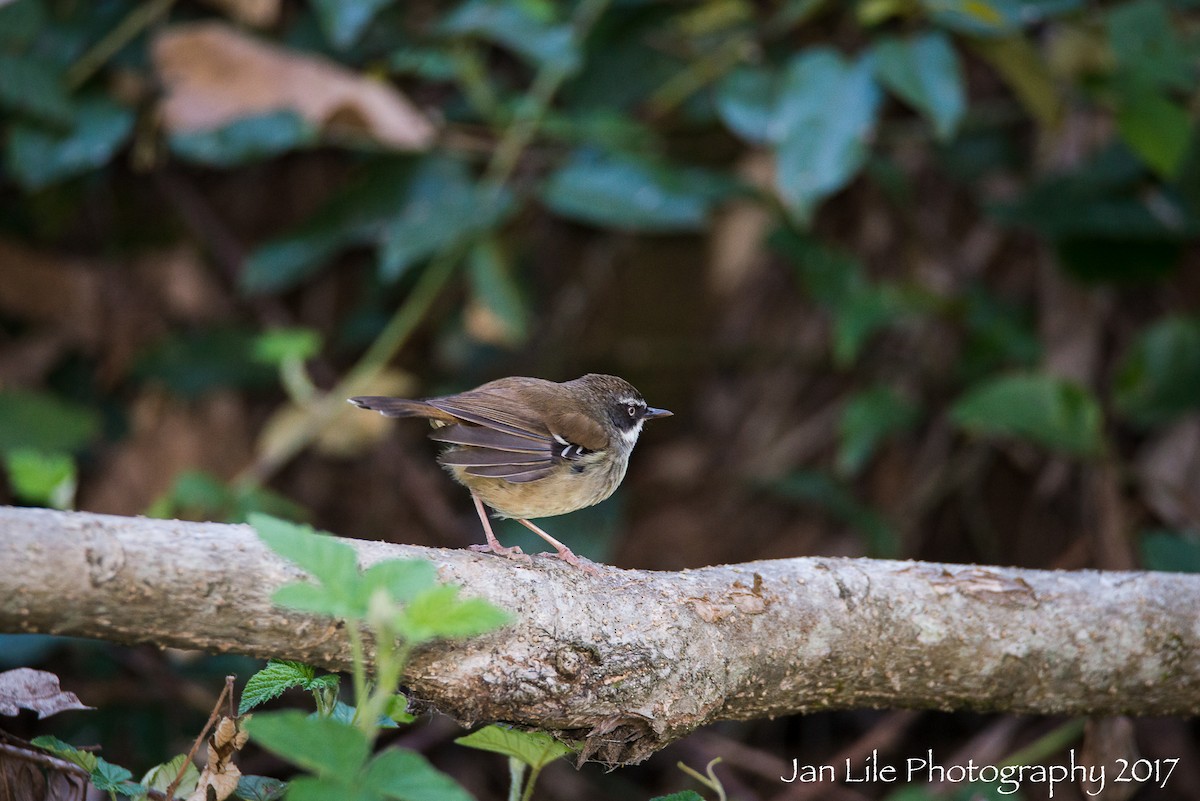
[[627, 405, 637, 418]]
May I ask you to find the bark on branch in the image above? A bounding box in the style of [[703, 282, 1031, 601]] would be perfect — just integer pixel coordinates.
[[2, 506, 1197, 764]]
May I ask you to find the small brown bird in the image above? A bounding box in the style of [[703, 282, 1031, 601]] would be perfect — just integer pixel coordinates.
[[349, 374, 671, 568]]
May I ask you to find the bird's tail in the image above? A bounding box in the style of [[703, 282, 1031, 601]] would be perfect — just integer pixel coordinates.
[[348, 396, 441, 419]]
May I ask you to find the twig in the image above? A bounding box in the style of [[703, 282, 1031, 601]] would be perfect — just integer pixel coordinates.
[[163, 675, 236, 800]]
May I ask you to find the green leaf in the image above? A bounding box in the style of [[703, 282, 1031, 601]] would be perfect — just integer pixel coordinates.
[[142, 754, 199, 797], [234, 775, 288, 801], [950, 373, 1104, 456], [311, 0, 398, 49], [285, 776, 378, 801], [1140, 530, 1200, 574], [767, 470, 898, 557], [395, 585, 511, 643], [873, 33, 965, 141], [541, 149, 729, 232], [714, 65, 778, 145], [650, 793, 706, 801], [7, 95, 134, 190], [253, 328, 323, 364], [241, 159, 414, 295], [455, 726, 574, 770], [136, 328, 277, 398], [169, 111, 318, 168], [379, 157, 514, 281], [386, 694, 416, 725], [442, 0, 579, 73], [239, 660, 316, 714], [247, 711, 370, 781], [0, 390, 100, 453], [4, 449, 76, 509], [358, 559, 438, 606], [837, 387, 920, 476], [1106, 0, 1193, 92], [0, 53, 72, 127], [0, 0, 46, 49], [92, 758, 144, 795], [1114, 316, 1200, 426], [251, 514, 368, 618], [771, 48, 882, 222], [923, 0, 1021, 36], [360, 748, 477, 801], [32, 735, 98, 772], [1115, 90, 1191, 179]]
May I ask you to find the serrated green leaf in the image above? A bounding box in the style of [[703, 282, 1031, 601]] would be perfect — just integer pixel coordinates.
[[396, 585, 510, 643], [0, 390, 100, 454], [360, 748, 476, 801], [285, 776, 378, 801], [541, 149, 728, 232], [7, 95, 134, 190], [1114, 316, 1200, 426], [250, 514, 361, 593], [142, 754, 199, 796], [950, 373, 1103, 456], [771, 48, 881, 222], [239, 660, 316, 714], [234, 775, 288, 801], [32, 735, 98, 772], [169, 111, 317, 168], [837, 387, 920, 476], [358, 559, 438, 606], [93, 757, 144, 795], [247, 711, 369, 781], [873, 33, 965, 141], [455, 726, 574, 769]]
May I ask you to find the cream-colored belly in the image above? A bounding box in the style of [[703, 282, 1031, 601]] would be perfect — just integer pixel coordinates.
[[445, 455, 628, 519]]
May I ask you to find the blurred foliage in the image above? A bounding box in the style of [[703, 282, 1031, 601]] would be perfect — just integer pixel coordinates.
[[2, 0, 1200, 798]]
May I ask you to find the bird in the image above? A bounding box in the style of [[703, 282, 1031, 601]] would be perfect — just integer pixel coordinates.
[[349, 374, 671, 569]]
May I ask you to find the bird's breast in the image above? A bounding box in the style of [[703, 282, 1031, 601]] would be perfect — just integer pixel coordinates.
[[446, 450, 630, 519]]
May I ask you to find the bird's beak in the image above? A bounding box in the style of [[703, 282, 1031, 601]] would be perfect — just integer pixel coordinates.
[[644, 406, 673, 420]]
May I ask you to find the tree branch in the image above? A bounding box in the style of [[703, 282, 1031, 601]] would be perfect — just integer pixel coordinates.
[[2, 506, 1197, 764]]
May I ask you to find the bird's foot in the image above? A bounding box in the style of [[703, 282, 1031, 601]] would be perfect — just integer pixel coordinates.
[[544, 547, 602, 575], [470, 542, 532, 564]]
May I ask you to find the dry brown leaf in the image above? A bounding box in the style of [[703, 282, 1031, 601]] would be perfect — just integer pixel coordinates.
[[199, 0, 280, 27], [0, 668, 92, 719], [153, 23, 436, 150], [186, 717, 248, 801]]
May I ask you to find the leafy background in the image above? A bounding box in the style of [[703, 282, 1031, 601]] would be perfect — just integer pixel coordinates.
[[2, 0, 1199, 798]]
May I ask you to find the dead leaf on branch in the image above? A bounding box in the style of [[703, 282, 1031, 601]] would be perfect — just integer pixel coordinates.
[[0, 668, 92, 719], [152, 23, 437, 150], [186, 716, 249, 801]]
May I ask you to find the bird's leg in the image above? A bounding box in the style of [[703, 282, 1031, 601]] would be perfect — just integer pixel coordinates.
[[467, 493, 529, 562], [516, 519, 599, 573]]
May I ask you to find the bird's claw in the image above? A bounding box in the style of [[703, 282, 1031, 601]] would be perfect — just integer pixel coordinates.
[[470, 543, 532, 564]]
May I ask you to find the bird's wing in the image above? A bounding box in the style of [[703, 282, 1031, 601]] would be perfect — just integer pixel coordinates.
[[425, 383, 607, 483]]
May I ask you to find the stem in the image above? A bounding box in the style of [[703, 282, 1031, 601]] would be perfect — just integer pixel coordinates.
[[66, 0, 177, 89], [519, 764, 543, 801], [507, 758, 527, 801], [346, 624, 369, 728], [998, 718, 1087, 768]]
